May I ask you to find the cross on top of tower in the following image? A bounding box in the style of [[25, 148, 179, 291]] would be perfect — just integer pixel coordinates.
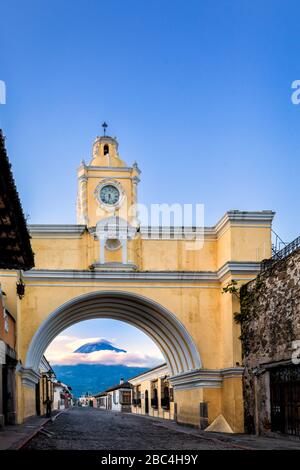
[[102, 122, 108, 136]]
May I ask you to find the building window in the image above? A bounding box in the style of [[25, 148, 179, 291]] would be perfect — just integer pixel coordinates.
[[161, 380, 170, 410], [121, 391, 131, 405], [104, 144, 109, 155], [133, 385, 142, 407], [99, 397, 105, 407], [151, 381, 158, 409]]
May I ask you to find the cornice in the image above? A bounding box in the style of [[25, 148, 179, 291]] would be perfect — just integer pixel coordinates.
[[29, 225, 86, 239], [170, 369, 222, 390], [215, 210, 275, 236], [22, 269, 219, 282], [18, 366, 40, 388], [21, 262, 260, 283], [86, 166, 133, 172], [28, 210, 274, 240], [217, 261, 261, 280], [221, 367, 245, 378], [86, 175, 135, 180], [169, 367, 244, 390]]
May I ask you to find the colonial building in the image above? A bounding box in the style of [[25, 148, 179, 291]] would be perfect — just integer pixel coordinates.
[[36, 356, 56, 417], [95, 379, 132, 412], [239, 238, 300, 437], [52, 381, 73, 410], [129, 364, 174, 421], [0, 129, 34, 428], [0, 128, 275, 431]]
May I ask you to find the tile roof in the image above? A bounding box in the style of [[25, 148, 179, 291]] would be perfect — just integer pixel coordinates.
[[0, 130, 34, 270]]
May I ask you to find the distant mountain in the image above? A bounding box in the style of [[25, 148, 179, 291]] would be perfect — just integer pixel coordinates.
[[52, 364, 149, 398], [74, 340, 126, 354]]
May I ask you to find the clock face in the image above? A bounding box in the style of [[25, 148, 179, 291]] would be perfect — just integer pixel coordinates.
[[99, 184, 120, 205]]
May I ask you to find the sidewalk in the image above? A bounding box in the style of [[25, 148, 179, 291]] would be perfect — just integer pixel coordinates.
[[0, 411, 62, 450], [122, 411, 300, 450], [153, 419, 300, 450]]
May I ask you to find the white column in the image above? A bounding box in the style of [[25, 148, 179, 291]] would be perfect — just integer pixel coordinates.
[[99, 239, 105, 264], [121, 239, 127, 264]]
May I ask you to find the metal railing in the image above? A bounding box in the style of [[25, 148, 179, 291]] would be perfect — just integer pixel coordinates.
[[261, 235, 300, 272], [271, 229, 287, 256]]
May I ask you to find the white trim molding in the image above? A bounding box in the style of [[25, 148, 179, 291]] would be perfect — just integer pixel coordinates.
[[23, 269, 218, 282], [170, 369, 222, 390], [29, 225, 86, 239], [28, 210, 275, 240], [22, 262, 261, 283], [170, 367, 244, 391], [217, 262, 261, 280], [86, 166, 133, 172], [18, 366, 41, 388]]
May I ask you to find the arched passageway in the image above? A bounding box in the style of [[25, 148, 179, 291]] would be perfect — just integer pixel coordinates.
[[25, 291, 201, 377]]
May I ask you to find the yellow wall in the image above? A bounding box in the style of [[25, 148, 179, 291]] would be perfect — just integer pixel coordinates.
[[22, 386, 36, 420], [175, 388, 204, 427], [26, 226, 272, 272], [221, 377, 244, 433], [217, 225, 272, 268]]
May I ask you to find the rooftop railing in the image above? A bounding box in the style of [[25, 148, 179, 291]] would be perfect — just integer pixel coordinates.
[[261, 235, 300, 272]]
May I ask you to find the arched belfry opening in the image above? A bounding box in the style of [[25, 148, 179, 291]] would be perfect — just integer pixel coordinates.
[[24, 291, 201, 380], [103, 144, 109, 155]]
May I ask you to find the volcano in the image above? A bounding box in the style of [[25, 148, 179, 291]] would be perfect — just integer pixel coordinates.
[[74, 340, 126, 354]]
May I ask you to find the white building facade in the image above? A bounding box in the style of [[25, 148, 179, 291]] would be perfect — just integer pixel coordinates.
[[96, 379, 132, 412]]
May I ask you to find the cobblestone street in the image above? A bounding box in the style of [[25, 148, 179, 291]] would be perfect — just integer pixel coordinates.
[[23, 407, 231, 450], [22, 407, 300, 451]]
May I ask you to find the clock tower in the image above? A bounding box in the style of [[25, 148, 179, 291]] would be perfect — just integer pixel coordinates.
[[76, 127, 140, 267]]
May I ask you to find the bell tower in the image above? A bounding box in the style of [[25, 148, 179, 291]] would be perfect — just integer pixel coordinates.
[[76, 124, 140, 267]]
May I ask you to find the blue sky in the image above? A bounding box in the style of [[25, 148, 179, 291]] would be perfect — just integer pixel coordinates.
[[1, 0, 300, 363], [0, 0, 300, 241]]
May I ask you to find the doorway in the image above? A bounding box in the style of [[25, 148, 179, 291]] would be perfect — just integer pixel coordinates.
[[2, 360, 17, 425], [270, 365, 300, 436], [107, 394, 112, 410]]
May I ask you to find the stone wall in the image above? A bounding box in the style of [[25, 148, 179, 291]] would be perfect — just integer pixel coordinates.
[[239, 248, 300, 434]]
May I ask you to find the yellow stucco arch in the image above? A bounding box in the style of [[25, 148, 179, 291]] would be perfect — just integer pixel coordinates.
[[25, 290, 202, 376]]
